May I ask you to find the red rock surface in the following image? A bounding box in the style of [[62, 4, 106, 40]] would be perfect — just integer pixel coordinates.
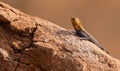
[[0, 1, 120, 71]]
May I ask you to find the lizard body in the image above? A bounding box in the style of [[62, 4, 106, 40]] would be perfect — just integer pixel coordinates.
[[71, 17, 108, 53]]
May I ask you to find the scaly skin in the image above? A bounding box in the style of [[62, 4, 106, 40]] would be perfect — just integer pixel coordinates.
[[71, 17, 109, 54]]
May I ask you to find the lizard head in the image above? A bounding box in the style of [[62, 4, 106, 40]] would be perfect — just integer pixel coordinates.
[[71, 17, 84, 31]]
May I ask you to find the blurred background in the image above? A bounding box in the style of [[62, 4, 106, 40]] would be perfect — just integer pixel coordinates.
[[1, 0, 120, 59]]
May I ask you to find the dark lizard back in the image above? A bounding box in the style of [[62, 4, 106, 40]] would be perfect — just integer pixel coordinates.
[[76, 29, 106, 51]]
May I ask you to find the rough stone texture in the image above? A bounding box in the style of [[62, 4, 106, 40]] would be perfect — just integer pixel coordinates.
[[0, 1, 120, 71]]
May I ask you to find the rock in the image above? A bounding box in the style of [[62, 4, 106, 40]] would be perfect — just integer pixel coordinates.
[[0, 1, 119, 71]]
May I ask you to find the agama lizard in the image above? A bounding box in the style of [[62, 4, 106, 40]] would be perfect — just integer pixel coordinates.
[[71, 17, 109, 53]]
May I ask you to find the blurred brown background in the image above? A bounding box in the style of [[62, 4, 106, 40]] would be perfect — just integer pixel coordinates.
[[1, 0, 120, 59]]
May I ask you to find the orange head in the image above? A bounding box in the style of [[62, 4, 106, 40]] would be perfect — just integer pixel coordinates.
[[71, 17, 84, 31]]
